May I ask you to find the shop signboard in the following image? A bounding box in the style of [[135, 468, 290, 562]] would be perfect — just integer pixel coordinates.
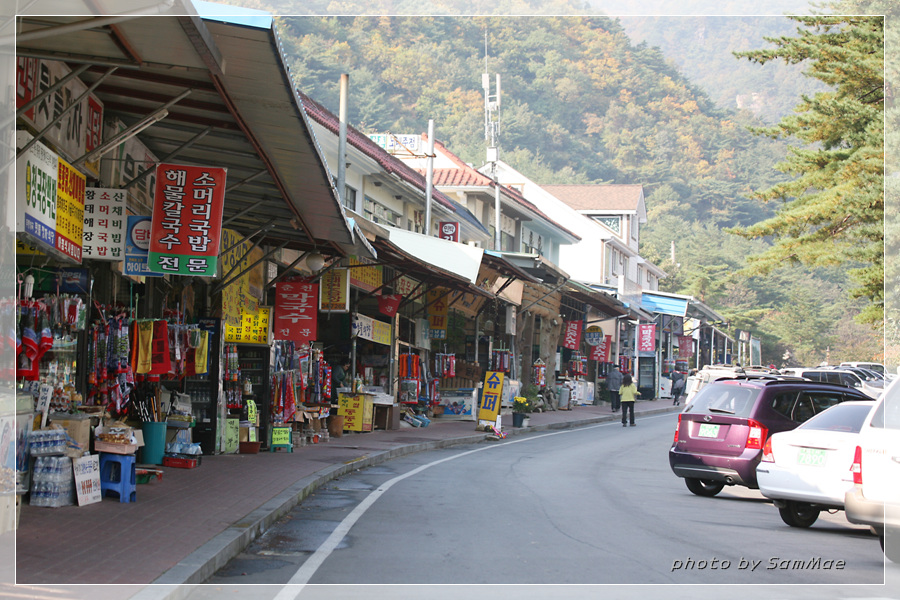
[[678, 335, 693, 360], [17, 136, 58, 251], [395, 275, 418, 296], [219, 228, 262, 325], [638, 323, 656, 353], [148, 163, 227, 277], [225, 306, 271, 344], [376, 293, 401, 317], [338, 393, 374, 432], [427, 288, 448, 339], [562, 320, 583, 350], [584, 325, 604, 346], [352, 313, 391, 346], [83, 188, 126, 261], [477, 371, 504, 424], [590, 335, 612, 362], [72, 454, 102, 506], [439, 221, 459, 242], [319, 268, 350, 312], [273, 281, 318, 345], [15, 58, 104, 178], [123, 216, 161, 277], [348, 256, 382, 292], [54, 158, 85, 263]]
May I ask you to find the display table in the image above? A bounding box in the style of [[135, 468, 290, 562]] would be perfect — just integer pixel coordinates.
[[338, 393, 374, 432]]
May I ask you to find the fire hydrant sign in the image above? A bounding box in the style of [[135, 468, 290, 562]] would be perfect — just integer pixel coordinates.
[[148, 163, 226, 276], [477, 370, 505, 424], [73, 454, 102, 506]]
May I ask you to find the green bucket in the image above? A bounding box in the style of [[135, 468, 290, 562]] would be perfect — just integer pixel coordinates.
[[140, 422, 167, 465]]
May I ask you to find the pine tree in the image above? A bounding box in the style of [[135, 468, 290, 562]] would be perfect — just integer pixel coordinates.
[[729, 14, 884, 325]]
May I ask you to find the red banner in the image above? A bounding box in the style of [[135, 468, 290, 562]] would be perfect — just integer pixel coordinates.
[[638, 323, 656, 352], [678, 336, 693, 360], [562, 320, 583, 350], [590, 335, 612, 362], [273, 281, 318, 345], [148, 163, 226, 276], [377, 293, 402, 317]]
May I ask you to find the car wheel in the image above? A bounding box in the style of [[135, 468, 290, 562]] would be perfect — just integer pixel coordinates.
[[778, 501, 820, 528], [684, 478, 725, 497], [884, 527, 900, 563]]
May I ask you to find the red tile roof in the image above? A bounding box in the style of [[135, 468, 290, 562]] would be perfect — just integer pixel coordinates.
[[541, 184, 644, 212]]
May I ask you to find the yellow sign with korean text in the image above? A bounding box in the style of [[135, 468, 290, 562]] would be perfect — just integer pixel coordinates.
[[224, 306, 271, 344], [477, 371, 505, 423], [271, 427, 291, 446], [319, 268, 350, 312]]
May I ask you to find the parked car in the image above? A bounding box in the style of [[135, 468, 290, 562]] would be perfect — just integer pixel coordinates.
[[780, 367, 880, 399], [682, 364, 780, 407], [756, 401, 876, 527], [669, 377, 874, 497], [840, 361, 893, 380], [844, 378, 900, 561]]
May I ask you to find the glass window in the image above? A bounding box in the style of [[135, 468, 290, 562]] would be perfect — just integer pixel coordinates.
[[799, 403, 872, 433], [686, 384, 759, 418], [770, 391, 798, 419]]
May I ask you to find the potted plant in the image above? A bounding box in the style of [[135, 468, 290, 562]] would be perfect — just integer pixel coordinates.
[[512, 396, 533, 427]]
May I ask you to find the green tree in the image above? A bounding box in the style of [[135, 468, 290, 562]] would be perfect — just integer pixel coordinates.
[[729, 15, 884, 326]]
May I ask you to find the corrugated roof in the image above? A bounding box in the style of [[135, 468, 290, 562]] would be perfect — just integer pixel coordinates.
[[297, 93, 488, 236], [541, 184, 644, 212]]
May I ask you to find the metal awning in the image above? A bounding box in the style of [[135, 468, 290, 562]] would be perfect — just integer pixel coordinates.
[[494, 251, 570, 284], [382, 227, 483, 285], [566, 280, 629, 318], [14, 1, 370, 266], [641, 292, 689, 317]]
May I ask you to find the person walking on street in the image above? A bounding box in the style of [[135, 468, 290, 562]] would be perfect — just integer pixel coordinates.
[[620, 374, 640, 426], [671, 374, 685, 406], [607, 367, 623, 413]]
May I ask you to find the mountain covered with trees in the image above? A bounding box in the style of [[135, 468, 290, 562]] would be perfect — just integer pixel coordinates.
[[215, 0, 884, 365]]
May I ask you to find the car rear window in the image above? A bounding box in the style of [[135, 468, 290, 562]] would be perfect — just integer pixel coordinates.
[[685, 384, 759, 418], [799, 403, 872, 432]]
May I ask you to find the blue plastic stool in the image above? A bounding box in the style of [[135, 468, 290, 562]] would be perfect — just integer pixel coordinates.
[[99, 453, 137, 503]]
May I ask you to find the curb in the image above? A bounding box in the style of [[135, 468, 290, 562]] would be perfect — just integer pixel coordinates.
[[129, 403, 681, 599]]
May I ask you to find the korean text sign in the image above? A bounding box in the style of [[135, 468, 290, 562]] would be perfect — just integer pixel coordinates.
[[562, 320, 583, 350], [638, 323, 656, 353], [590, 335, 612, 362], [273, 281, 318, 345], [427, 288, 448, 339], [477, 371, 505, 423], [83, 188, 126, 261], [148, 163, 226, 276], [55, 158, 85, 263], [17, 136, 58, 249]]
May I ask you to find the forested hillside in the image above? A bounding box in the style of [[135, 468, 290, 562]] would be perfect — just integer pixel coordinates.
[[209, 1, 882, 364]]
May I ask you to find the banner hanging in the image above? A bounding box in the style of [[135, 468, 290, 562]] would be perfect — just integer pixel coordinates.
[[562, 320, 583, 350], [273, 281, 318, 345], [148, 163, 226, 276]]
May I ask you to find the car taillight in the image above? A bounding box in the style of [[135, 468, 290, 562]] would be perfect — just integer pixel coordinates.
[[673, 414, 682, 445], [761, 437, 774, 462], [746, 419, 767, 450], [850, 445, 863, 484]]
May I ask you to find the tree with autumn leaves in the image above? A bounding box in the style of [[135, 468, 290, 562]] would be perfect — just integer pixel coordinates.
[[730, 13, 884, 326]]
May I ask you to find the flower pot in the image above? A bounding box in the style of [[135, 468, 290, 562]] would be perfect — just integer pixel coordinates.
[[512, 412, 525, 427]]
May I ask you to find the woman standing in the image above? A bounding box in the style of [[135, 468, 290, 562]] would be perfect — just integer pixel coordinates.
[[619, 374, 641, 427]]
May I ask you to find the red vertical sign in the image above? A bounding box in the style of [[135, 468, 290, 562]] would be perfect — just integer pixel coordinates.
[[148, 163, 227, 276], [562, 320, 583, 350], [678, 336, 693, 360], [638, 323, 656, 352], [590, 335, 612, 362], [273, 281, 319, 345]]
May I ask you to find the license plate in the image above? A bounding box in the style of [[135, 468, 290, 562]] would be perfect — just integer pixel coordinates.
[[697, 423, 720, 438], [797, 448, 827, 467]]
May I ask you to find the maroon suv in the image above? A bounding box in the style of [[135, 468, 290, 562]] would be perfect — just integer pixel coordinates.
[[669, 377, 872, 497]]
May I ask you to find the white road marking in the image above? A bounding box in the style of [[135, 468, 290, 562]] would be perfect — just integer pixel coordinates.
[[271, 414, 671, 599]]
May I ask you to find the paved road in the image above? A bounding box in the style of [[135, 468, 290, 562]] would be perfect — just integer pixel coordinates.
[[178, 412, 892, 598]]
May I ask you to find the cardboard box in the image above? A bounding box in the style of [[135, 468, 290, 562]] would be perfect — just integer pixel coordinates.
[[49, 413, 92, 458]]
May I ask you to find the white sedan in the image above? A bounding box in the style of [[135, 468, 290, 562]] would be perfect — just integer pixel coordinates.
[[756, 400, 876, 528]]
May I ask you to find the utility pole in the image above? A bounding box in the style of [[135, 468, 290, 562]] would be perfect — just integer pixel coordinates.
[[483, 31, 502, 252]]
